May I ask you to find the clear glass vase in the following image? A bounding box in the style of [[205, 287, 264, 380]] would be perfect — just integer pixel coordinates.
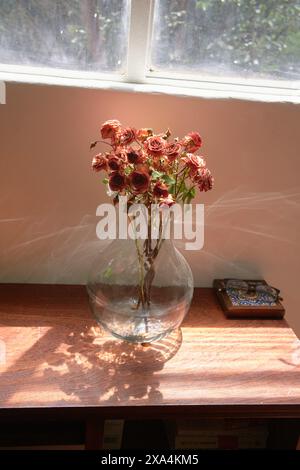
[[87, 233, 193, 343]]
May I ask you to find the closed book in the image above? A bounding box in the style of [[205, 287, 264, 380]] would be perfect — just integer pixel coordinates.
[[103, 419, 124, 450]]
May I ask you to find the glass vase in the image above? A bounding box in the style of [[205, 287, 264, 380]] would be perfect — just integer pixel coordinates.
[[87, 221, 193, 343]]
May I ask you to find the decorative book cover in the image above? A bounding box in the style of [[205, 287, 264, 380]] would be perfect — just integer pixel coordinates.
[[213, 279, 285, 319]]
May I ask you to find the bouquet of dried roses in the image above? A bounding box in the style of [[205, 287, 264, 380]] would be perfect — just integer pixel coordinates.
[[91, 119, 213, 206], [90, 119, 213, 318]]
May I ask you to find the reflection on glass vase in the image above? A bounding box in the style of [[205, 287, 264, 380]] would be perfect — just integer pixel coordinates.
[[87, 233, 193, 344]]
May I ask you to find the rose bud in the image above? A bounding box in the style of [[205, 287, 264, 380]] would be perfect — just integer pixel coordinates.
[[159, 194, 175, 207], [144, 136, 165, 157], [182, 154, 206, 174], [182, 131, 202, 153], [91, 154, 107, 172], [108, 171, 126, 192], [193, 168, 214, 192], [100, 119, 121, 139], [164, 142, 181, 161], [152, 157, 169, 172], [153, 181, 169, 199], [120, 127, 136, 145], [129, 170, 150, 194], [136, 128, 153, 142]]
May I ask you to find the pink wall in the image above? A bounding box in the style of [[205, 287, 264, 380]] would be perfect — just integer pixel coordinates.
[[1, 83, 300, 335]]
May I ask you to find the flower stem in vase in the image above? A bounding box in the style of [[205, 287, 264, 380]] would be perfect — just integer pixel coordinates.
[[133, 210, 165, 339]]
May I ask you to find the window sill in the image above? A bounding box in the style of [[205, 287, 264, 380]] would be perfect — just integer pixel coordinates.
[[0, 69, 299, 104]]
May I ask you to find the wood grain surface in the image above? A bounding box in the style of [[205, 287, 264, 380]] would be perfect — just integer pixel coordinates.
[[0, 284, 299, 419]]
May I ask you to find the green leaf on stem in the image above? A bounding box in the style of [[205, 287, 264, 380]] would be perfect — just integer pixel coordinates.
[[151, 170, 164, 180], [189, 186, 196, 198], [183, 186, 196, 204], [169, 183, 176, 195], [178, 179, 187, 195], [162, 174, 175, 185]]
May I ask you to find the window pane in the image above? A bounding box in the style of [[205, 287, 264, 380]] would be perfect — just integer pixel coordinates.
[[0, 0, 130, 73], [150, 0, 300, 83]]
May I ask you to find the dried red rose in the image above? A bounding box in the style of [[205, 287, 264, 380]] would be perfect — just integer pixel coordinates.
[[127, 150, 139, 164], [182, 154, 206, 174], [92, 154, 107, 172], [182, 131, 202, 153], [120, 127, 136, 145], [129, 170, 150, 194], [100, 120, 121, 139], [144, 136, 165, 157], [164, 142, 181, 161], [108, 171, 126, 192], [107, 155, 122, 171]]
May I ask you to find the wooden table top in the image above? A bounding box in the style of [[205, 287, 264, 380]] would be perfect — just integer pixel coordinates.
[[0, 284, 299, 419]]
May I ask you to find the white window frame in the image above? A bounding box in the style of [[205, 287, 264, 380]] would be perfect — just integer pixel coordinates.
[[0, 0, 299, 103]]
